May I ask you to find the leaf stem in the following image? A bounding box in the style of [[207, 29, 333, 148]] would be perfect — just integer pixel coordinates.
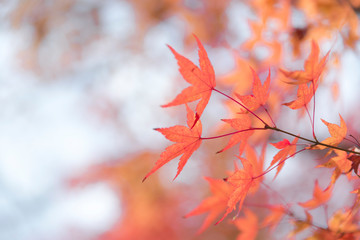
[[200, 127, 266, 140], [349, 135, 360, 147], [262, 106, 276, 127], [344, 137, 359, 147], [304, 105, 313, 132], [267, 126, 360, 155], [202, 123, 359, 155], [311, 80, 318, 141], [254, 148, 307, 179], [213, 88, 269, 127]]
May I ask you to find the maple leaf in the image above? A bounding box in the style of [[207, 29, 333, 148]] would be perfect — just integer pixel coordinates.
[[235, 67, 271, 113], [316, 114, 347, 150], [217, 147, 264, 224], [328, 209, 359, 234], [143, 105, 202, 181], [244, 144, 266, 186], [283, 83, 317, 109], [280, 40, 329, 85], [348, 155, 360, 177], [268, 138, 298, 179], [163, 35, 216, 122], [216, 159, 253, 224], [217, 114, 253, 155], [351, 188, 360, 210], [317, 150, 352, 183], [298, 180, 333, 209], [220, 56, 254, 93], [242, 20, 263, 50], [261, 205, 286, 230], [233, 209, 258, 240], [184, 177, 233, 234], [288, 211, 313, 238]]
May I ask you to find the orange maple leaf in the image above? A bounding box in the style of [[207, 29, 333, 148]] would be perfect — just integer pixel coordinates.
[[283, 83, 316, 109], [288, 211, 313, 238], [184, 177, 233, 234], [268, 138, 298, 179], [280, 40, 329, 85], [236, 67, 271, 113], [328, 209, 359, 234], [242, 20, 263, 50], [163, 35, 216, 121], [233, 209, 258, 240], [217, 146, 264, 224], [217, 114, 253, 154], [261, 205, 286, 230], [317, 114, 347, 150], [143, 105, 202, 181], [298, 180, 333, 209], [216, 158, 254, 223], [317, 149, 352, 183], [244, 144, 266, 184]]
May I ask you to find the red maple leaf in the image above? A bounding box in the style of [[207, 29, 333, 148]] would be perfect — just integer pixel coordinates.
[[348, 155, 360, 177], [163, 35, 216, 121], [217, 114, 253, 155], [236, 67, 271, 113], [143, 105, 202, 181], [268, 138, 298, 179]]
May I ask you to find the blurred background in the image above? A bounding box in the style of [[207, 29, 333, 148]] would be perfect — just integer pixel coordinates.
[[0, 0, 360, 239]]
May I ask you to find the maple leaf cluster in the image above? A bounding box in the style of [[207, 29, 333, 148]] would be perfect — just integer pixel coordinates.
[[144, 35, 360, 239]]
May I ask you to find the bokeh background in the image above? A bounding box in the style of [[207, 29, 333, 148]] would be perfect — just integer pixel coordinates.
[[0, 0, 360, 239]]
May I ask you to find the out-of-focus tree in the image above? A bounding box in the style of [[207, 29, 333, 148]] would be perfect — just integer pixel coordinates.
[[2, 0, 360, 239]]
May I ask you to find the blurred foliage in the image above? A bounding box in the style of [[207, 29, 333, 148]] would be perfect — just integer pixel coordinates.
[[3, 0, 360, 239]]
